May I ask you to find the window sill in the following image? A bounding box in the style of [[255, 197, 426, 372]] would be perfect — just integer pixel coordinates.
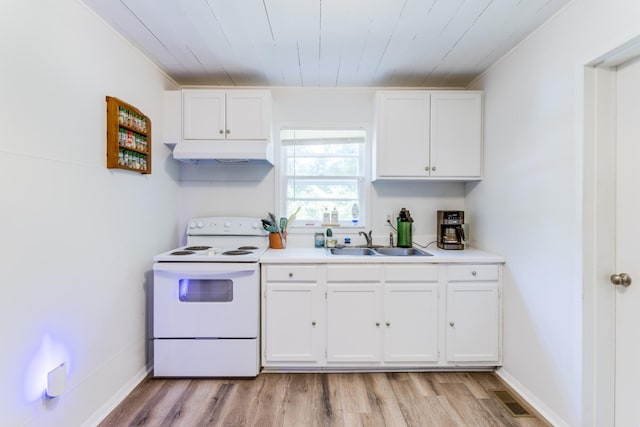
[[287, 224, 367, 234]]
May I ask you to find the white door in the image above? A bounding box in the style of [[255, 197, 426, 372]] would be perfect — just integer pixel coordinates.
[[264, 283, 323, 363], [446, 282, 500, 362], [430, 92, 482, 178], [383, 283, 439, 362], [375, 91, 430, 177], [182, 90, 225, 140], [152, 263, 259, 338], [614, 58, 640, 426], [326, 283, 381, 363], [225, 91, 270, 140]]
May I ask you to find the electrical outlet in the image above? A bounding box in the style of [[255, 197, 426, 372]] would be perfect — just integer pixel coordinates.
[[385, 212, 393, 225]]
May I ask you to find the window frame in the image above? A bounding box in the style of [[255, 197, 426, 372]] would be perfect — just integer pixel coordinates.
[[277, 124, 370, 233]]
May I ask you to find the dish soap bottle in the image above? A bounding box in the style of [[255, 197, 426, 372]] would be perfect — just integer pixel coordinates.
[[397, 208, 413, 248], [326, 228, 336, 248], [351, 203, 359, 225]]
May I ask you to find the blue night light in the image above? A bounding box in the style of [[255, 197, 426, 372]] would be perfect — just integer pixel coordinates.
[[23, 333, 71, 402]]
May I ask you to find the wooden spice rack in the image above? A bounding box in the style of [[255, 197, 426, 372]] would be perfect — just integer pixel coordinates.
[[106, 96, 152, 174]]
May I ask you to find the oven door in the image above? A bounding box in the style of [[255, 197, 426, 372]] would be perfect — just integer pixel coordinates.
[[153, 262, 259, 338]]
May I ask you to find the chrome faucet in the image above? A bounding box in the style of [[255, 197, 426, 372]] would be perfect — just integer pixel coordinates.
[[359, 230, 373, 247]]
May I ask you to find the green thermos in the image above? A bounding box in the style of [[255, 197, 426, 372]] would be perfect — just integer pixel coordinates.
[[397, 208, 413, 248]]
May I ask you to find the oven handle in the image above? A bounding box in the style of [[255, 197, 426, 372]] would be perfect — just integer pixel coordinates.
[[153, 262, 258, 277]]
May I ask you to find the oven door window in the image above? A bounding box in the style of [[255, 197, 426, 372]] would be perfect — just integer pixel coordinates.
[[178, 279, 233, 302]]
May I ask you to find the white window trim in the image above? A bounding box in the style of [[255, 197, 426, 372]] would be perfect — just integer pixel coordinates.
[[275, 122, 372, 234]]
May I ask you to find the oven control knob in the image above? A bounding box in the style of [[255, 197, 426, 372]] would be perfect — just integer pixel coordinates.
[[224, 221, 232, 229], [197, 221, 204, 228], [189, 222, 197, 229], [252, 222, 259, 229]]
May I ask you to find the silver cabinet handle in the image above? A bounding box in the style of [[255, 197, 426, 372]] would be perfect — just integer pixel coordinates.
[[425, 166, 430, 171], [449, 322, 455, 327], [611, 273, 632, 287], [288, 272, 293, 278], [432, 166, 436, 171], [219, 129, 224, 134], [386, 322, 390, 327], [226, 129, 231, 134], [375, 322, 380, 327], [472, 271, 477, 276], [312, 321, 316, 326]]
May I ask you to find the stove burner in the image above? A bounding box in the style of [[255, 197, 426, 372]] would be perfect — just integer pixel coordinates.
[[222, 250, 252, 256], [237, 246, 258, 250], [184, 245, 213, 251], [170, 250, 196, 255]]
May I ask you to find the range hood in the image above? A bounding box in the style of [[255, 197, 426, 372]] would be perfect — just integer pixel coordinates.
[[169, 140, 274, 166]]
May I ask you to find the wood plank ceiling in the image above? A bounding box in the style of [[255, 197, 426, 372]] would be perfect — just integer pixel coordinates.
[[82, 0, 571, 87]]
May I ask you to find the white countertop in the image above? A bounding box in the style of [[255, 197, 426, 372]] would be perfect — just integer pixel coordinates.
[[259, 246, 505, 264]]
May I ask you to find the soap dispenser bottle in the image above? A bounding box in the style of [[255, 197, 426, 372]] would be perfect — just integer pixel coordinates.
[[330, 207, 339, 225], [322, 207, 330, 225]]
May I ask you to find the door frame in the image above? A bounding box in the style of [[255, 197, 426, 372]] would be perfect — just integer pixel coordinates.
[[582, 64, 616, 427], [583, 37, 640, 426]]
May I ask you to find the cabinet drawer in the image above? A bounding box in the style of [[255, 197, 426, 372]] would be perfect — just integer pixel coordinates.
[[448, 265, 499, 281], [327, 265, 381, 282], [265, 265, 320, 282], [384, 265, 438, 282]]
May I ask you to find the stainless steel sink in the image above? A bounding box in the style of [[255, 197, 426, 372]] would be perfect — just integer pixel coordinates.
[[374, 247, 432, 256], [328, 247, 432, 256], [329, 247, 378, 256]]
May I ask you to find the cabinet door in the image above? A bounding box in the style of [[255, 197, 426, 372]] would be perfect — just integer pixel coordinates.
[[375, 91, 430, 178], [326, 283, 381, 363], [383, 283, 439, 362], [446, 282, 499, 362], [226, 91, 270, 140], [430, 92, 482, 178], [264, 282, 323, 363], [182, 90, 225, 140]]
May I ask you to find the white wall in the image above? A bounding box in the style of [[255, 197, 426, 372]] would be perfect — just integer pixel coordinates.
[[0, 1, 180, 426], [466, 0, 640, 425], [177, 87, 466, 247]]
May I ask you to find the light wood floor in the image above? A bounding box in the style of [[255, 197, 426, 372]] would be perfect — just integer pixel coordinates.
[[99, 371, 550, 427]]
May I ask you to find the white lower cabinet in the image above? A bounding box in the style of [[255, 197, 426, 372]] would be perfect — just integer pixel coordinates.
[[383, 265, 439, 363], [326, 283, 381, 363], [262, 265, 324, 364], [446, 265, 501, 364], [326, 265, 382, 363], [262, 262, 502, 370]]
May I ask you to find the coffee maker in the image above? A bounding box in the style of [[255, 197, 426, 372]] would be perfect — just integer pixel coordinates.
[[437, 210, 465, 250]]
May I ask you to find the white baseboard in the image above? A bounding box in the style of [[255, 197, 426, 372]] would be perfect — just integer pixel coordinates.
[[80, 364, 151, 427], [495, 368, 569, 427]]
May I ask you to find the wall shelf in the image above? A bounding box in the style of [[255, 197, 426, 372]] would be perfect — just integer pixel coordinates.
[[106, 96, 151, 174]]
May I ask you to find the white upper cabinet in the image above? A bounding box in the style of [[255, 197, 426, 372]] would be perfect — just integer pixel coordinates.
[[373, 90, 483, 181], [430, 92, 482, 178], [182, 90, 271, 141], [374, 91, 431, 178]]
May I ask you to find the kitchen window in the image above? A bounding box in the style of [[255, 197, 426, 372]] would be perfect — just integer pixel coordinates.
[[280, 128, 367, 229]]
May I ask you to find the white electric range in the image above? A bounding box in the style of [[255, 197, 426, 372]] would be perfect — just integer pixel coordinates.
[[152, 217, 268, 377]]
